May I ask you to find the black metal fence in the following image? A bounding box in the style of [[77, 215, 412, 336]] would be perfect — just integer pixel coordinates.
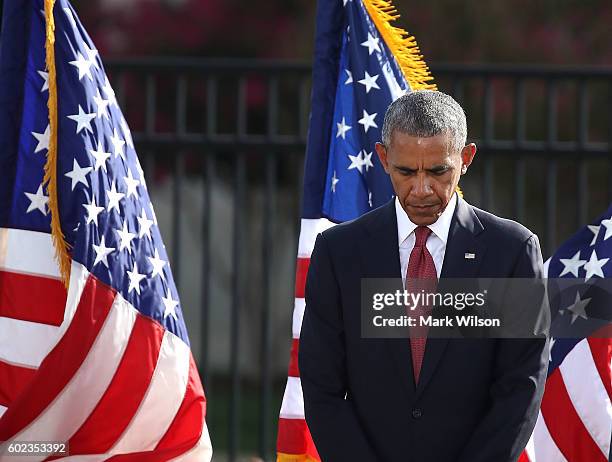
[[105, 58, 612, 461]]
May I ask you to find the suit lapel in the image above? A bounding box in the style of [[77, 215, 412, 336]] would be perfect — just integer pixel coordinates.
[[359, 199, 417, 395], [358, 199, 401, 279], [415, 197, 487, 398], [439, 197, 486, 280]]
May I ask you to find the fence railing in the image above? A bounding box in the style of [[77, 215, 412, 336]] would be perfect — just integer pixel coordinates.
[[105, 58, 612, 461]]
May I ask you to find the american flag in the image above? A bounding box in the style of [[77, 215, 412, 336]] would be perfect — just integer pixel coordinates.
[[277, 0, 612, 460], [0, 1, 212, 459], [522, 207, 612, 462], [276, 0, 434, 459]]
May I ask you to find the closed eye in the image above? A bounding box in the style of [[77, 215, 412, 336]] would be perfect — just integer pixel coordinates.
[[429, 166, 451, 175], [395, 167, 416, 176], [395, 166, 451, 176]]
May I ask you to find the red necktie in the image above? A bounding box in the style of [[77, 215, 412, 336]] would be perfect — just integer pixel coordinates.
[[406, 226, 437, 384]]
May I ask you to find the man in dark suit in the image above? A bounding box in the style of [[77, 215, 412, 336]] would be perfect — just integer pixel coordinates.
[[298, 90, 549, 462]]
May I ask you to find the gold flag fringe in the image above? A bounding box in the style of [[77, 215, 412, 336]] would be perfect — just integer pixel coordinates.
[[361, 0, 463, 196], [43, 0, 71, 287], [361, 0, 436, 91], [277, 453, 320, 462]]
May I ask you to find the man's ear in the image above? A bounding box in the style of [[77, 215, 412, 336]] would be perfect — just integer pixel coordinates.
[[375, 142, 390, 173], [460, 143, 477, 175]]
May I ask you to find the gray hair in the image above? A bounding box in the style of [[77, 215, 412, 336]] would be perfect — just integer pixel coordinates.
[[381, 90, 467, 152]]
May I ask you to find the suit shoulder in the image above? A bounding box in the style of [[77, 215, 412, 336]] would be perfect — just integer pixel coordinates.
[[319, 203, 387, 243], [471, 205, 535, 244]]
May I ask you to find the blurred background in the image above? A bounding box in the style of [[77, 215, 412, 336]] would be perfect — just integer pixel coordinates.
[[60, 0, 612, 459]]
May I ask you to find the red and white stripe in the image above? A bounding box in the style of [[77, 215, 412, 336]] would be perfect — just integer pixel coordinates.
[[277, 218, 334, 461], [521, 261, 612, 462], [523, 337, 612, 462], [0, 228, 212, 461]]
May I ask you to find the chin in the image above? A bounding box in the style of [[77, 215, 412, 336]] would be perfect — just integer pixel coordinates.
[[405, 204, 442, 225], [410, 215, 438, 226]]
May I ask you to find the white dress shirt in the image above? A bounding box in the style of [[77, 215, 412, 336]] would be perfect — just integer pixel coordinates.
[[396, 193, 457, 285]]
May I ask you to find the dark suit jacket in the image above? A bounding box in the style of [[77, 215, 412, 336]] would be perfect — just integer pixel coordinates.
[[298, 197, 549, 462]]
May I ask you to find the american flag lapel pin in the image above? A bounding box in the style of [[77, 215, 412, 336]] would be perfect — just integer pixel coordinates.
[[464, 252, 476, 259]]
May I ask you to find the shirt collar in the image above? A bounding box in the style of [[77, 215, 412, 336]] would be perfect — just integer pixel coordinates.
[[395, 192, 457, 246]]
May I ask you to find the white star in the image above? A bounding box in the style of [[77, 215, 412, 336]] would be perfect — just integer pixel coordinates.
[[120, 118, 134, 149], [127, 262, 146, 295], [115, 220, 136, 253], [344, 69, 353, 84], [83, 196, 104, 226], [587, 225, 600, 246], [583, 249, 609, 280], [89, 141, 111, 172], [148, 248, 167, 279], [348, 151, 365, 173], [343, 0, 352, 5], [600, 217, 612, 241], [93, 235, 115, 268], [566, 291, 591, 324], [102, 76, 117, 107], [137, 208, 154, 239], [559, 250, 586, 277], [83, 42, 99, 68], [362, 150, 374, 171], [109, 128, 126, 160], [358, 71, 380, 93], [360, 33, 381, 55], [67, 105, 96, 134], [336, 117, 352, 140], [92, 89, 109, 119], [24, 184, 48, 215], [69, 51, 93, 81], [37, 70, 49, 92], [347, 150, 374, 173], [358, 109, 378, 133], [162, 288, 179, 321], [64, 158, 93, 190], [331, 170, 339, 193], [106, 181, 125, 213], [31, 124, 50, 154], [124, 169, 140, 199]]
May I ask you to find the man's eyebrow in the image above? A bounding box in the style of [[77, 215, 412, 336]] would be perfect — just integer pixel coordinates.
[[393, 164, 452, 173], [393, 165, 416, 173], [427, 164, 452, 173]]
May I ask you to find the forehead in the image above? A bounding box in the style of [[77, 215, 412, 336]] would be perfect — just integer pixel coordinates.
[[388, 131, 455, 157]]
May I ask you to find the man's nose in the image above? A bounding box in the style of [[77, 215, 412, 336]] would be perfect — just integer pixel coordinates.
[[412, 173, 433, 198]]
